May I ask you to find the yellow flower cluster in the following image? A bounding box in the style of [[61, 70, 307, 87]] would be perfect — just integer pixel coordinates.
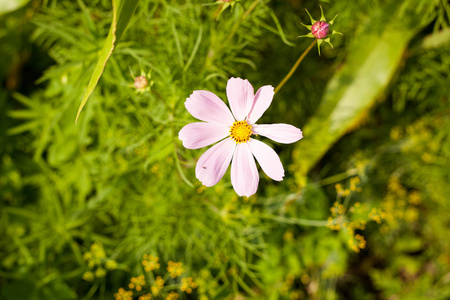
[[348, 234, 366, 253], [368, 208, 385, 224], [115, 257, 199, 298], [326, 200, 368, 252], [114, 288, 133, 300], [129, 275, 146, 291], [142, 254, 160, 272], [151, 276, 165, 295], [82, 242, 117, 281], [327, 201, 347, 230], [380, 177, 420, 232], [165, 291, 179, 300], [180, 277, 198, 294], [335, 177, 362, 197], [390, 126, 403, 141], [167, 261, 184, 278], [349, 177, 362, 192], [83, 242, 106, 268], [335, 183, 350, 197]]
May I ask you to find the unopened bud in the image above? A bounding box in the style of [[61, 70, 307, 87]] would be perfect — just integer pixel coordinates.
[[298, 5, 342, 55], [134, 76, 148, 90], [311, 21, 329, 39]]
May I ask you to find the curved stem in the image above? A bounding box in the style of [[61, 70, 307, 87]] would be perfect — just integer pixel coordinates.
[[274, 40, 317, 94]]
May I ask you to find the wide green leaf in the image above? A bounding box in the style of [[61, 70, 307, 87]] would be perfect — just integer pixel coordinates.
[[75, 0, 139, 123], [0, 0, 30, 15], [292, 1, 431, 179]]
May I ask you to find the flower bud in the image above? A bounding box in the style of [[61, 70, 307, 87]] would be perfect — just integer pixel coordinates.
[[297, 5, 342, 55], [311, 21, 329, 39], [134, 76, 148, 90]]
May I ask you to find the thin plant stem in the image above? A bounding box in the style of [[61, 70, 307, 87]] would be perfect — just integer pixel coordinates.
[[274, 40, 317, 94], [208, 0, 260, 63], [259, 213, 330, 227], [225, 0, 260, 45]]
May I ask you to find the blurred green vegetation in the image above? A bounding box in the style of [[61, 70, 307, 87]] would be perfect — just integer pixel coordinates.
[[1, 0, 449, 299]]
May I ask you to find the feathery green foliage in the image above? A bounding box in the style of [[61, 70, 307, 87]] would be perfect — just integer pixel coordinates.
[[1, 0, 449, 299]]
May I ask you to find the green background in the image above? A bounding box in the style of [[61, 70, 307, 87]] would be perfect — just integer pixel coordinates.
[[1, 0, 449, 299]]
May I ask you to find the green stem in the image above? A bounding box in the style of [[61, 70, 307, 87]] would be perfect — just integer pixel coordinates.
[[318, 168, 359, 186], [274, 40, 317, 94], [259, 213, 329, 227], [225, 0, 260, 44], [208, 0, 260, 64]]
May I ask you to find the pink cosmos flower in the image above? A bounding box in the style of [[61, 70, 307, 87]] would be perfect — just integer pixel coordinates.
[[178, 78, 303, 197]]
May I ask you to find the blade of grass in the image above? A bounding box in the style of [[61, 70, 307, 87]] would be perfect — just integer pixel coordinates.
[[75, 0, 139, 123]]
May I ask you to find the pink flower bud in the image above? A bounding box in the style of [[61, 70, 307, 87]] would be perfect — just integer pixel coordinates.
[[311, 21, 329, 39], [134, 76, 148, 90]]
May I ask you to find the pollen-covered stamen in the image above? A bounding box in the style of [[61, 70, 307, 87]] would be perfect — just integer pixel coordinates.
[[229, 120, 252, 144]]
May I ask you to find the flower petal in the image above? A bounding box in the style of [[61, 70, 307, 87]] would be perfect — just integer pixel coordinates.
[[248, 139, 284, 181], [195, 138, 235, 187], [252, 124, 303, 144], [226, 78, 254, 121], [185, 90, 235, 125], [179, 122, 230, 149], [231, 143, 259, 197], [247, 85, 274, 124]]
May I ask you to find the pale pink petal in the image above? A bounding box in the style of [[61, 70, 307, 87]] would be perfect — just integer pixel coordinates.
[[248, 139, 284, 181], [247, 85, 274, 124], [252, 124, 303, 144], [185, 90, 235, 125], [195, 138, 236, 187], [226, 78, 254, 121], [231, 143, 259, 197], [179, 122, 230, 149]]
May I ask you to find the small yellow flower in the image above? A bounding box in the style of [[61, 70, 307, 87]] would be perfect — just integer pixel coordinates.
[[139, 294, 152, 300], [408, 190, 422, 205], [349, 177, 362, 192], [181, 277, 198, 294], [165, 291, 179, 300], [142, 254, 160, 272], [82, 271, 94, 282], [349, 234, 366, 253], [114, 288, 133, 300], [129, 275, 146, 292], [83, 252, 92, 261], [95, 268, 106, 278], [151, 276, 164, 295], [90, 242, 106, 260], [369, 208, 385, 224], [106, 259, 118, 270], [167, 261, 184, 278]]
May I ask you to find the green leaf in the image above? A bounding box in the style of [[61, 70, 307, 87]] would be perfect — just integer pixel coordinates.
[[292, 1, 431, 178], [75, 0, 139, 123], [0, 0, 30, 15]]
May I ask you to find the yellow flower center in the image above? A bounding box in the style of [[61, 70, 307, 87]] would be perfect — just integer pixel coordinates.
[[229, 121, 252, 144]]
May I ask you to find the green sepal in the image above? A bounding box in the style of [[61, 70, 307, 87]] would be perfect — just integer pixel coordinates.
[[300, 22, 312, 30], [332, 30, 343, 36], [329, 13, 339, 25], [323, 37, 334, 49], [319, 5, 326, 22], [304, 8, 316, 24], [317, 39, 323, 55], [297, 33, 314, 39]]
